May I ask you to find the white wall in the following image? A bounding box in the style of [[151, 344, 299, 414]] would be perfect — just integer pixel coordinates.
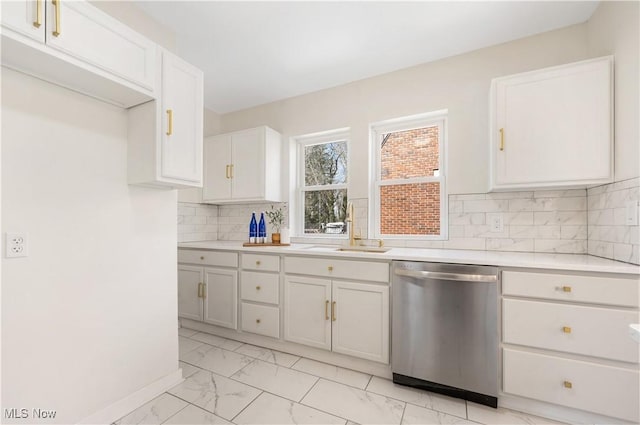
[[220, 24, 589, 198], [1, 69, 179, 423], [587, 1, 640, 181]]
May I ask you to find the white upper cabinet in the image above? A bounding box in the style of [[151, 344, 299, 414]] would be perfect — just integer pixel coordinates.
[[203, 126, 282, 204], [44, 0, 157, 91], [1, 0, 157, 107], [490, 56, 613, 191], [128, 50, 204, 189], [1, 0, 45, 43]]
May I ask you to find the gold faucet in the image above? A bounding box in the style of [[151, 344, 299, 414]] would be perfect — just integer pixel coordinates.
[[346, 201, 357, 246]]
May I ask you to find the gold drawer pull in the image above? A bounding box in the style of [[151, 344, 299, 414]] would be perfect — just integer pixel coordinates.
[[201, 283, 206, 299], [499, 128, 505, 151], [225, 165, 230, 179], [562, 286, 572, 292], [256, 285, 261, 291], [563, 381, 572, 389], [166, 109, 173, 135], [256, 319, 261, 324], [52, 0, 61, 37], [325, 300, 329, 320], [33, 0, 42, 28], [200, 256, 205, 260], [328, 266, 333, 272], [197, 282, 203, 298], [562, 326, 572, 334], [256, 260, 261, 266], [332, 301, 336, 321]]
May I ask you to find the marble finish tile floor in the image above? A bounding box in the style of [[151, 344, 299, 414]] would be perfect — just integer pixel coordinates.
[[115, 330, 565, 425]]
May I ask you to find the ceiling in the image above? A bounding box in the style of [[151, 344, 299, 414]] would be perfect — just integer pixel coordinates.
[[134, 1, 599, 114]]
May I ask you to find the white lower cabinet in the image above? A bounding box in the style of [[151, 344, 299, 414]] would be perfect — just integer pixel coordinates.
[[501, 269, 640, 423], [203, 268, 237, 329], [178, 265, 204, 322], [504, 349, 639, 422], [284, 274, 390, 364], [178, 250, 239, 330]]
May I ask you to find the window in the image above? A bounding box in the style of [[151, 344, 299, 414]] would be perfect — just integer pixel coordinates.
[[294, 129, 349, 236], [370, 111, 447, 239]]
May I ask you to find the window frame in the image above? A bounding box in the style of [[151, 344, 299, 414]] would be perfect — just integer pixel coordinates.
[[293, 128, 350, 239], [369, 111, 448, 240]]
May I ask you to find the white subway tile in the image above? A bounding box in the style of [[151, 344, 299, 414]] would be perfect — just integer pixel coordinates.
[[560, 225, 587, 240], [535, 239, 587, 254], [509, 226, 536, 238], [504, 212, 534, 225], [486, 238, 534, 252], [450, 194, 486, 201], [508, 199, 535, 212], [463, 200, 508, 213], [535, 225, 561, 239], [534, 189, 586, 198], [442, 238, 486, 250], [534, 211, 587, 226], [588, 240, 614, 258]]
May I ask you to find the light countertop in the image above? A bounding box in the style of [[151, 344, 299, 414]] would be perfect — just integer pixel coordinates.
[[178, 241, 640, 275]]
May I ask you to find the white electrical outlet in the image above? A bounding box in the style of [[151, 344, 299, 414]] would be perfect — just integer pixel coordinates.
[[6, 233, 28, 258], [625, 201, 639, 226], [488, 213, 504, 233]]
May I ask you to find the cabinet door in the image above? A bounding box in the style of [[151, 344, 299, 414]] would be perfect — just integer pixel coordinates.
[[1, 0, 45, 43], [231, 129, 265, 200], [178, 265, 203, 321], [203, 268, 238, 330], [160, 50, 204, 184], [284, 276, 332, 350], [45, 0, 157, 90], [203, 135, 232, 201], [331, 281, 389, 363], [492, 57, 612, 189]]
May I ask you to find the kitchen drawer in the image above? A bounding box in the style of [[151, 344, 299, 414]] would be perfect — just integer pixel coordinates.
[[285, 256, 389, 283], [503, 348, 639, 422], [241, 303, 280, 338], [502, 270, 639, 307], [503, 299, 639, 363], [241, 271, 279, 304], [242, 253, 280, 272], [178, 249, 238, 268]]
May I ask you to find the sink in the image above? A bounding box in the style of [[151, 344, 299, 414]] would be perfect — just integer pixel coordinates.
[[300, 245, 390, 253], [337, 246, 390, 253]]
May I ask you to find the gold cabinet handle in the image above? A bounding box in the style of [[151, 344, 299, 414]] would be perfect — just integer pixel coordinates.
[[200, 256, 205, 260], [256, 260, 261, 266], [328, 266, 333, 272], [52, 0, 61, 36], [33, 0, 42, 28], [563, 381, 572, 389], [562, 326, 572, 334], [256, 319, 261, 324], [197, 282, 203, 298], [166, 109, 173, 136], [331, 301, 336, 321], [225, 165, 230, 179], [499, 128, 504, 151], [562, 286, 572, 292], [256, 285, 261, 291], [325, 300, 329, 320], [229, 164, 234, 178], [201, 283, 206, 299]]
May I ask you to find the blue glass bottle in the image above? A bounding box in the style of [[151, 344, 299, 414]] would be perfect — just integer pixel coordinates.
[[249, 212, 258, 243], [258, 212, 267, 243]]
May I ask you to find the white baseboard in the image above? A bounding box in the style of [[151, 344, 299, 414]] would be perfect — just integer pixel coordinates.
[[78, 369, 183, 425]]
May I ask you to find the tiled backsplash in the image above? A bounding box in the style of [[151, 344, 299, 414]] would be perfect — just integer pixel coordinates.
[[177, 179, 640, 264], [587, 178, 639, 265], [178, 203, 218, 242]]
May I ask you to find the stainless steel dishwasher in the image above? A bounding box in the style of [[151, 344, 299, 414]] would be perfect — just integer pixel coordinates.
[[391, 261, 499, 407]]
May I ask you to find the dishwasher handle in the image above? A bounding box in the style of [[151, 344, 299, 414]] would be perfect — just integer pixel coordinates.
[[394, 268, 497, 283]]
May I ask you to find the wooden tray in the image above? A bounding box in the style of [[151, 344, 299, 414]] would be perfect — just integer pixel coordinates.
[[242, 242, 291, 247]]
